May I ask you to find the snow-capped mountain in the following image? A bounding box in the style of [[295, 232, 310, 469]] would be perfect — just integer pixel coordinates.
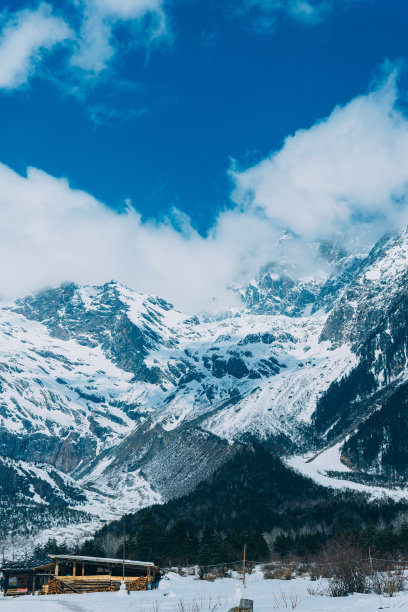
[[3, 227, 408, 542]]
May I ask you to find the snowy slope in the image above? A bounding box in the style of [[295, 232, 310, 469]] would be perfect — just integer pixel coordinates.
[[0, 279, 355, 514], [1, 570, 407, 612]]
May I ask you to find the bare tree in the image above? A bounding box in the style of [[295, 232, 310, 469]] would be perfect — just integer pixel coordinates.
[[323, 534, 372, 597], [100, 533, 123, 558]]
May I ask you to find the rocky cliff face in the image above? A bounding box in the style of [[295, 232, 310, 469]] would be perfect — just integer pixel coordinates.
[[313, 229, 408, 478], [3, 228, 408, 539]]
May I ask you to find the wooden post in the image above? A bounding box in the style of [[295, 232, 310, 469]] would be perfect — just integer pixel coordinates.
[[243, 544, 246, 588], [82, 563, 85, 577], [122, 521, 126, 582], [73, 562, 76, 578], [55, 560, 59, 577]]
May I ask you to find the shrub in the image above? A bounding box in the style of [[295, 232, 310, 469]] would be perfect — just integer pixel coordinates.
[[324, 535, 372, 596], [372, 569, 406, 597]]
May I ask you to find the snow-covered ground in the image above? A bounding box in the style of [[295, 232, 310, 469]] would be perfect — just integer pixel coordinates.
[[288, 445, 408, 502], [1, 569, 408, 611]]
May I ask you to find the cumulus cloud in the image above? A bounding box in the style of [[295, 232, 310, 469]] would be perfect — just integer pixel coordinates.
[[231, 70, 408, 252], [1, 71, 408, 313], [0, 3, 71, 89], [0, 163, 282, 312]]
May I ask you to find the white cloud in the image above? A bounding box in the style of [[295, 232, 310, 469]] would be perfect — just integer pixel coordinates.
[[238, 0, 362, 31], [0, 0, 167, 90], [0, 3, 71, 89], [0, 163, 280, 312], [0, 0, 365, 91], [92, 0, 165, 21], [71, 0, 167, 74], [231, 70, 408, 251], [1, 71, 408, 313], [289, 0, 331, 24], [87, 103, 149, 125]]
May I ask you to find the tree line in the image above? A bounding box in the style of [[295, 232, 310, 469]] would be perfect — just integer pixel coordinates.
[[41, 445, 407, 567]]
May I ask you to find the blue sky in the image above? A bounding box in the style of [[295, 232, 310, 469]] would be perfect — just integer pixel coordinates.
[[1, 0, 407, 231], [1, 0, 408, 311]]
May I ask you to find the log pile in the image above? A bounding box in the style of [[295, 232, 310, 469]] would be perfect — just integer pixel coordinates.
[[47, 578, 65, 594], [55, 577, 114, 593], [126, 577, 148, 591], [68, 579, 115, 593], [44, 575, 148, 594]]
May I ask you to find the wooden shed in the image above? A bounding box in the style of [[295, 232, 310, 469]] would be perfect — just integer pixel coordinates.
[[2, 561, 54, 596], [43, 554, 159, 594], [3, 555, 160, 596]]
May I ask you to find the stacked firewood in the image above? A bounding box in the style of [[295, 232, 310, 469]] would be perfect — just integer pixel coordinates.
[[47, 579, 65, 595], [59, 579, 115, 594], [126, 577, 148, 591], [82, 582, 117, 592], [45, 576, 148, 594]]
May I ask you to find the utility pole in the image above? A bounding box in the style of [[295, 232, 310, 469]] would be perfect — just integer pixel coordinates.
[[243, 544, 246, 588], [122, 520, 126, 582]]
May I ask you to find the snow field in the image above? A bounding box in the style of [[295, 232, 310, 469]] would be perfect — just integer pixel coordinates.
[[1, 569, 408, 611], [288, 444, 408, 501]]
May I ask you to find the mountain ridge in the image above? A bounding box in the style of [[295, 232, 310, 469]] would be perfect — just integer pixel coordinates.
[[2, 228, 408, 550]]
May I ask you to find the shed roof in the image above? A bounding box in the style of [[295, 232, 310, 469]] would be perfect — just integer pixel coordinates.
[[2, 566, 37, 573], [2, 558, 53, 572], [49, 554, 156, 568]]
